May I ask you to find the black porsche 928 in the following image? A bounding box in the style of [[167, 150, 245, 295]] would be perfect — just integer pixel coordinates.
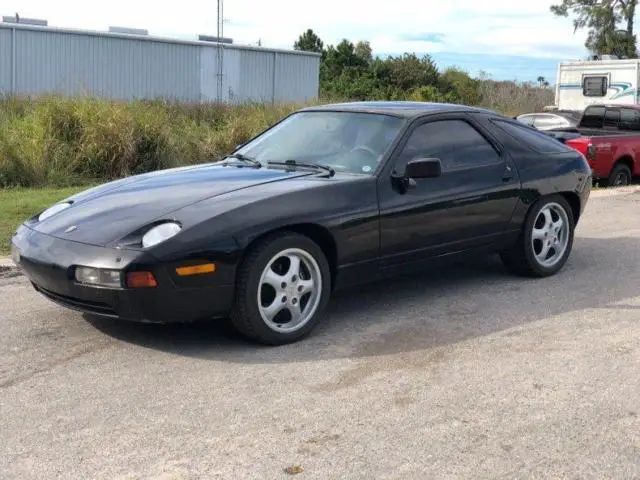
[[11, 101, 592, 345]]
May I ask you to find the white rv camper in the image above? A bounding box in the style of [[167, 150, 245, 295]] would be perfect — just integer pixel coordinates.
[[555, 56, 640, 111]]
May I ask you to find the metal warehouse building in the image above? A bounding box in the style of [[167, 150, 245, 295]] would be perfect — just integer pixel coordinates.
[[0, 18, 321, 103]]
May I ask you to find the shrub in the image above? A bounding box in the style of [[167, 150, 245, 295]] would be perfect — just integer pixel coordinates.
[[0, 96, 300, 187]]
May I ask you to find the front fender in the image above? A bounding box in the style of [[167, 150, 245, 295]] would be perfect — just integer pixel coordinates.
[[168, 174, 381, 268]]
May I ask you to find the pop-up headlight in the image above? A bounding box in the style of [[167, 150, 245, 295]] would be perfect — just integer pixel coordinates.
[[38, 202, 72, 221]]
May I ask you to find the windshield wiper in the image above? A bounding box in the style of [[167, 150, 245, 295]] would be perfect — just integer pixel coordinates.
[[267, 159, 335, 177], [222, 153, 262, 168]]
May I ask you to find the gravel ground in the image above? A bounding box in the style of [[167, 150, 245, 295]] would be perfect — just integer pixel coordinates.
[[1, 187, 640, 479]]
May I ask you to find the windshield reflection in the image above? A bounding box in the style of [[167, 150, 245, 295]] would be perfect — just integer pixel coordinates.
[[235, 111, 405, 175]]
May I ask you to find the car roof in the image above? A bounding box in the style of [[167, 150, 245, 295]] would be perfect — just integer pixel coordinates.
[[299, 101, 498, 119]]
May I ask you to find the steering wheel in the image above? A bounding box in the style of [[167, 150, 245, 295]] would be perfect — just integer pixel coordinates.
[[346, 145, 379, 173], [348, 145, 378, 157]]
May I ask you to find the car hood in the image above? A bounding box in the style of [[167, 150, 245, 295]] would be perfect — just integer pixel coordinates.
[[30, 163, 313, 246]]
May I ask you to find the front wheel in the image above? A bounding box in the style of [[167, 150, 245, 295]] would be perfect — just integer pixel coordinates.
[[500, 195, 575, 277], [230, 232, 331, 345]]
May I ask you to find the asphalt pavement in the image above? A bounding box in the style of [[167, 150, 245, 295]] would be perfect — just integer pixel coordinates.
[[2, 187, 640, 479]]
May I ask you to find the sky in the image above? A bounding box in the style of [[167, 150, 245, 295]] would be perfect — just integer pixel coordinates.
[[3, 0, 595, 83]]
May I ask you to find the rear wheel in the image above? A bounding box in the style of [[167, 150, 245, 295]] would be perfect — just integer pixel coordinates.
[[500, 195, 575, 277], [604, 164, 632, 187], [230, 232, 331, 345]]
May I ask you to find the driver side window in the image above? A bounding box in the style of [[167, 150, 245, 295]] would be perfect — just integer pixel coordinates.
[[393, 119, 501, 174]]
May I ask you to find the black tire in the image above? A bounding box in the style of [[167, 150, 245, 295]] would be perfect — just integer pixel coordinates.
[[229, 232, 332, 345], [603, 163, 632, 187], [500, 194, 575, 278]]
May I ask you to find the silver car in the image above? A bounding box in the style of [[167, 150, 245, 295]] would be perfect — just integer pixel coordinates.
[[516, 111, 581, 131]]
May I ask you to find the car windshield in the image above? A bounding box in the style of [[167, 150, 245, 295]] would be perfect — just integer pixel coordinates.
[[234, 111, 405, 174]]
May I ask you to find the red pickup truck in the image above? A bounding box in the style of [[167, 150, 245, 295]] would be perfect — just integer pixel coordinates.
[[544, 104, 640, 187]]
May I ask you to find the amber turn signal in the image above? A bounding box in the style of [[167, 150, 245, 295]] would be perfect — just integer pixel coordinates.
[[126, 271, 158, 288], [175, 263, 216, 276]]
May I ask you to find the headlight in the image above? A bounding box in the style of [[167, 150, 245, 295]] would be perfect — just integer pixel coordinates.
[[38, 202, 72, 221], [142, 222, 181, 248]]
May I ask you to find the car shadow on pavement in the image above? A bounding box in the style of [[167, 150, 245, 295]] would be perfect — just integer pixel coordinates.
[[85, 235, 640, 363]]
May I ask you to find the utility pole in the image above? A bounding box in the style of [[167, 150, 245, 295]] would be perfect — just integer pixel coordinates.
[[216, 0, 224, 103]]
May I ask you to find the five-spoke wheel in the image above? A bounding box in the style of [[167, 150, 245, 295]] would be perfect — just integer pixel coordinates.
[[530, 202, 570, 269], [230, 232, 331, 345], [500, 195, 575, 277], [257, 248, 323, 334]]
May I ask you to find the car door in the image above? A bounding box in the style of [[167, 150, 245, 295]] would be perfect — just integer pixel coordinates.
[[377, 113, 521, 270]]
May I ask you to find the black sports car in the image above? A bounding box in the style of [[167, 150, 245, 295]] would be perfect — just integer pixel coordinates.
[[11, 101, 592, 345]]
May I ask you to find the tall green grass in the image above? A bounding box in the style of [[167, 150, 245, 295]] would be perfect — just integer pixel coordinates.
[[0, 96, 300, 187], [0, 89, 552, 188]]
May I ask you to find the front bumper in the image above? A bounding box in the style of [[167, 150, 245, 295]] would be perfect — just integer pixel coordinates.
[[11, 225, 234, 323]]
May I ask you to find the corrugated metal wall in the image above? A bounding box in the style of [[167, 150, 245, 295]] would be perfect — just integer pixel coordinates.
[[238, 50, 275, 102], [274, 53, 320, 103], [14, 30, 200, 100], [0, 28, 12, 92], [224, 48, 242, 102], [0, 23, 320, 103], [199, 46, 242, 102]]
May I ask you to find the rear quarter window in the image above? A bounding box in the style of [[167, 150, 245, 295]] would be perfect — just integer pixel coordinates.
[[491, 119, 576, 154]]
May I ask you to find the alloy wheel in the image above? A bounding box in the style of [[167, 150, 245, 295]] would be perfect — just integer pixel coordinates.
[[257, 248, 323, 333], [531, 202, 570, 269]]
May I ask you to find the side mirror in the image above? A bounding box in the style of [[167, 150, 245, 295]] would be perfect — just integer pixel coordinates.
[[405, 158, 442, 179]]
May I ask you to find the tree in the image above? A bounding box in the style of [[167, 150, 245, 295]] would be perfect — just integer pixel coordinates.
[[373, 53, 440, 92], [550, 0, 638, 57], [616, 0, 637, 56], [609, 0, 637, 39], [293, 29, 324, 54], [354, 41, 373, 63], [440, 67, 481, 104], [585, 6, 627, 55], [321, 39, 370, 81], [537, 76, 550, 88]]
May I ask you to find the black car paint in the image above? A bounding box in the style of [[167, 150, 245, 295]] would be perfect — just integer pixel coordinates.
[[28, 164, 315, 247], [12, 102, 592, 324], [376, 112, 523, 271]]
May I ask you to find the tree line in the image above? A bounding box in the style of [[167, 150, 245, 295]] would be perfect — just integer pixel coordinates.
[[294, 29, 507, 104], [292, 29, 552, 108]]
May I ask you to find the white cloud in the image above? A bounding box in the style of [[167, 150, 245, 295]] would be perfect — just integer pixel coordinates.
[[3, 0, 590, 58]]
